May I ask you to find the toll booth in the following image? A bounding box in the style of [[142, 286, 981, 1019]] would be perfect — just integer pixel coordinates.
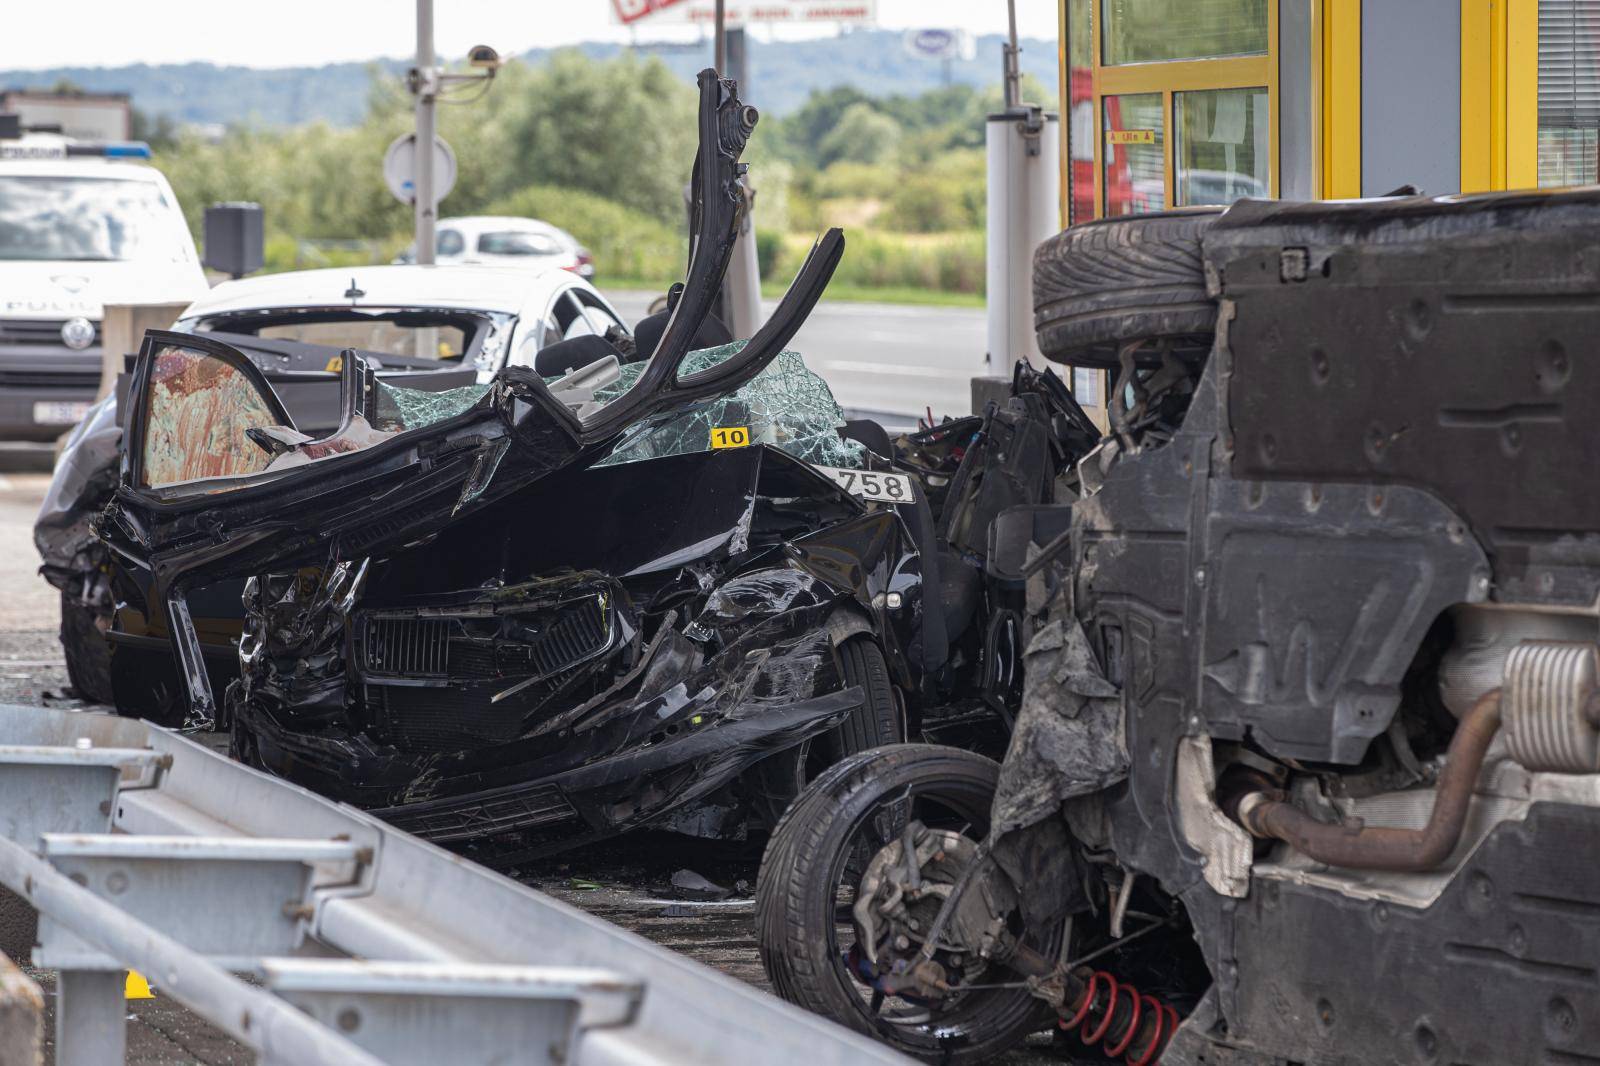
[[1057, 0, 1585, 225]]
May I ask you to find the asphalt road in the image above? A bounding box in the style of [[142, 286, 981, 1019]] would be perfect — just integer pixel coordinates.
[[606, 290, 988, 431]]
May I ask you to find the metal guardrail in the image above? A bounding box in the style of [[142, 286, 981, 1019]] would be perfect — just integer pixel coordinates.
[[0, 703, 909, 1066]]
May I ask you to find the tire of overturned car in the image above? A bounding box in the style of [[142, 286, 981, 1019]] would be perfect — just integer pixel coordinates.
[[1032, 207, 1222, 363], [755, 744, 1053, 1064], [59, 589, 114, 706], [753, 636, 902, 827]]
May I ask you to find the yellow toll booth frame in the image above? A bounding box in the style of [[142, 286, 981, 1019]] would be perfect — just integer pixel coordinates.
[[1060, 0, 1543, 215], [1059, 0, 1280, 221]]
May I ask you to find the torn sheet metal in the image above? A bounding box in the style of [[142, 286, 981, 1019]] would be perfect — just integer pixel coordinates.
[[991, 611, 1129, 840]]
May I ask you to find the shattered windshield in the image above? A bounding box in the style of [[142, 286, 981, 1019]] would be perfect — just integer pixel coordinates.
[[588, 342, 865, 470], [373, 380, 491, 433]]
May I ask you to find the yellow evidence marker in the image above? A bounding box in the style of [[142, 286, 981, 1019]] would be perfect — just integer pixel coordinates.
[[125, 970, 155, 999], [709, 426, 750, 449]]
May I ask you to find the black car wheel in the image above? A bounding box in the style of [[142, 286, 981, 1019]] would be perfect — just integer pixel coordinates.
[[756, 744, 1057, 1064], [60, 589, 113, 705], [1033, 207, 1223, 364], [752, 636, 902, 827]]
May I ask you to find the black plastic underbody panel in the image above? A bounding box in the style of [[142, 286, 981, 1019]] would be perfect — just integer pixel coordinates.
[[1210, 190, 1600, 606], [1221, 803, 1600, 1065]]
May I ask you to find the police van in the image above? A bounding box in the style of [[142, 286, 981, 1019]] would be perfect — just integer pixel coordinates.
[[0, 122, 206, 440]]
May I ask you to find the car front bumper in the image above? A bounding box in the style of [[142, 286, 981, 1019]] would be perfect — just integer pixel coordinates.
[[0, 347, 102, 441], [237, 685, 862, 847]]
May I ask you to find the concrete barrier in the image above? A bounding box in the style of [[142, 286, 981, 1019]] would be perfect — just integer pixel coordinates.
[[0, 948, 43, 1066]]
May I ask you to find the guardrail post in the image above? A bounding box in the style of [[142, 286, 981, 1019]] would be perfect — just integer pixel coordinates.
[[56, 969, 124, 1066]]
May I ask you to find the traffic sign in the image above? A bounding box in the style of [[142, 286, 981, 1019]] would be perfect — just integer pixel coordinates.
[[383, 133, 457, 207], [902, 28, 975, 62]]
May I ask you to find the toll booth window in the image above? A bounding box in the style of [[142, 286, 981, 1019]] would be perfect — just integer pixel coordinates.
[[1101, 0, 1268, 66], [1174, 88, 1269, 207], [1537, 2, 1600, 187], [1065, 0, 1096, 226], [1104, 93, 1165, 216]]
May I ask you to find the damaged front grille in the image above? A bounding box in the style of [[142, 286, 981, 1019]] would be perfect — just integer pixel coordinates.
[[371, 683, 531, 753], [357, 592, 620, 754], [357, 595, 612, 682], [362, 615, 451, 677], [531, 595, 609, 676]]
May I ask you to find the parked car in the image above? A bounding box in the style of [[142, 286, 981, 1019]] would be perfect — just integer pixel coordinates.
[[37, 262, 631, 717], [756, 193, 1600, 1065], [87, 71, 1098, 862], [0, 133, 207, 441], [396, 216, 595, 279]]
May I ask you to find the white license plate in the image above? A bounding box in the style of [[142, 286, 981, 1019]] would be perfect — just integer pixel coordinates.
[[32, 401, 90, 426], [815, 466, 917, 504]]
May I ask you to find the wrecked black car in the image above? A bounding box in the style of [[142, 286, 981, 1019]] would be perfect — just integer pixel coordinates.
[[94, 71, 1098, 858], [755, 192, 1600, 1065], [33, 264, 598, 717]]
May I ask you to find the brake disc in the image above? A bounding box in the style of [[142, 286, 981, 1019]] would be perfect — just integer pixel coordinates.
[[851, 821, 1019, 998]]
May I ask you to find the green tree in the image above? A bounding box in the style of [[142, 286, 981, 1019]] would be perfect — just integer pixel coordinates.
[[817, 103, 901, 167]]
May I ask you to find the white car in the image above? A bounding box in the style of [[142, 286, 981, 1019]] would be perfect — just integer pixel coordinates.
[[395, 216, 595, 279], [0, 135, 208, 439], [177, 262, 629, 390]]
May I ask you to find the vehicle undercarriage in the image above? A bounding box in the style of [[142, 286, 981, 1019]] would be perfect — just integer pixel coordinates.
[[757, 191, 1600, 1064]]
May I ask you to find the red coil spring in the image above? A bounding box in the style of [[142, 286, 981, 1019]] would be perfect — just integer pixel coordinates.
[[1058, 969, 1181, 1066]]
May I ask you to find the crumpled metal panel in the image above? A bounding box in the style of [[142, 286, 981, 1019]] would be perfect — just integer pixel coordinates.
[[991, 612, 1129, 840], [141, 346, 280, 487], [595, 345, 866, 470], [35, 394, 120, 579]]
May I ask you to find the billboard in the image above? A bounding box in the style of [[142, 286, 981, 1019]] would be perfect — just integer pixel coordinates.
[[611, 0, 876, 26]]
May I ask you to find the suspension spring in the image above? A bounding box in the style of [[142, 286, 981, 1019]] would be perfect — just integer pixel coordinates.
[[1058, 969, 1180, 1065]]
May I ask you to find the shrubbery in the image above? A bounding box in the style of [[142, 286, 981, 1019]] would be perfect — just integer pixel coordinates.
[[781, 229, 985, 294], [155, 51, 1021, 299]]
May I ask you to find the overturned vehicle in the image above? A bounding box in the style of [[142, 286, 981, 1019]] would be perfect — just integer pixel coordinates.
[[93, 72, 1098, 857], [755, 192, 1600, 1065]]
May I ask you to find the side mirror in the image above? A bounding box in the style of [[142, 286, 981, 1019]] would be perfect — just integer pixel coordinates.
[[203, 202, 265, 280]]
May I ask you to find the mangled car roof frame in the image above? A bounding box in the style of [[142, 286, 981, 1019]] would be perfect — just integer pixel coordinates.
[[99, 68, 845, 728]]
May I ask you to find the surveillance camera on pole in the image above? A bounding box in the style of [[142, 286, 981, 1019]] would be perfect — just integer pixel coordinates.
[[404, 3, 501, 265], [467, 44, 501, 72]]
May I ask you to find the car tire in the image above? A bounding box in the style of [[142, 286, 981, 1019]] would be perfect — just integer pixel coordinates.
[[751, 636, 902, 827], [60, 589, 113, 705], [1032, 207, 1223, 363], [755, 743, 1052, 1064]]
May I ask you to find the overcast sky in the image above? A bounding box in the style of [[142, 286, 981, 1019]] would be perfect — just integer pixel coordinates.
[[0, 1, 1059, 71]]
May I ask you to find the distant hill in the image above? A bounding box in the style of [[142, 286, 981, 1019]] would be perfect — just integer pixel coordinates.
[[0, 30, 1059, 128]]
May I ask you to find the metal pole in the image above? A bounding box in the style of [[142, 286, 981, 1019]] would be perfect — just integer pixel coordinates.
[[57, 970, 124, 1066], [1003, 0, 1022, 110], [727, 25, 749, 96], [714, 0, 727, 73], [414, 0, 437, 266]]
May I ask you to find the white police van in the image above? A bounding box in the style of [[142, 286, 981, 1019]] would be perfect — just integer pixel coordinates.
[[0, 126, 206, 440]]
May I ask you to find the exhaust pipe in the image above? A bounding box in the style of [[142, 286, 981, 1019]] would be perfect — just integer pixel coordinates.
[[1235, 690, 1503, 872]]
